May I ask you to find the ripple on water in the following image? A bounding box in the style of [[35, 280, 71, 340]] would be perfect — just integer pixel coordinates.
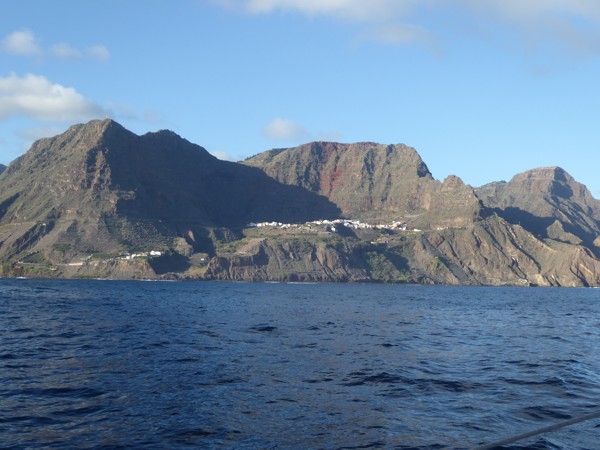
[[1, 281, 600, 449]]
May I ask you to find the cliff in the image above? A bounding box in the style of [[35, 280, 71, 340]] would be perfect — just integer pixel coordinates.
[[244, 142, 483, 229], [476, 167, 600, 255], [1, 120, 599, 286]]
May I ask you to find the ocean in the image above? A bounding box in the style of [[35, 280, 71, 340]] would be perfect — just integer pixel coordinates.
[[1, 279, 599, 449]]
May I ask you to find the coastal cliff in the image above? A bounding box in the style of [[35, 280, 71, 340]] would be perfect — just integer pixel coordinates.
[[1, 119, 599, 286]]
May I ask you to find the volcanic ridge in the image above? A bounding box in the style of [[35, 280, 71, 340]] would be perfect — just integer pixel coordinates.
[[1, 119, 599, 286]]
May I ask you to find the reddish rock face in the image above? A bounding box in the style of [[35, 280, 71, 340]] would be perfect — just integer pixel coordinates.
[[244, 141, 482, 228]]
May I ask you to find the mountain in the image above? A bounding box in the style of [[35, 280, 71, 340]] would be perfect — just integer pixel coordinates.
[[0, 119, 338, 225], [1, 120, 599, 286], [242, 142, 600, 286], [476, 167, 600, 254], [0, 119, 338, 274], [243, 142, 483, 228]]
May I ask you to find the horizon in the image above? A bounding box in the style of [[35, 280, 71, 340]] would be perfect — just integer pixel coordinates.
[[2, 1, 600, 196]]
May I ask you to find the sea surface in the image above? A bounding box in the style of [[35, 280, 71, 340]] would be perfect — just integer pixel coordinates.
[[1, 280, 600, 449]]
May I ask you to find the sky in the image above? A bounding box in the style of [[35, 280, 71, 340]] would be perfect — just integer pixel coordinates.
[[2, 0, 600, 196]]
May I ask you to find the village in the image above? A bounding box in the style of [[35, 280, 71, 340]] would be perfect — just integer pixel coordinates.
[[118, 250, 163, 260], [247, 218, 421, 233]]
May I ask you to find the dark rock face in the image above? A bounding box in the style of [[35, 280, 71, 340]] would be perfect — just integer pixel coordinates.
[[244, 142, 483, 228], [0, 119, 339, 264], [476, 167, 600, 255], [0, 120, 339, 225]]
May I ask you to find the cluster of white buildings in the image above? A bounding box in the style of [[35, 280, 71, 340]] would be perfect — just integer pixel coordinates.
[[246, 219, 409, 232], [119, 250, 163, 260], [310, 219, 408, 231]]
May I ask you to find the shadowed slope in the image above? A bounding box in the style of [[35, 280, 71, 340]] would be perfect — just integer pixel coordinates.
[[477, 167, 600, 253], [0, 120, 339, 263]]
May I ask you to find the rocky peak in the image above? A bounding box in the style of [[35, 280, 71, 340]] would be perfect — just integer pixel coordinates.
[[493, 166, 597, 207], [243, 141, 485, 226], [5, 119, 129, 173], [57, 118, 132, 150], [475, 166, 600, 252], [441, 175, 467, 188], [509, 167, 575, 199], [513, 166, 568, 181], [142, 129, 188, 145], [79, 117, 125, 135], [0, 120, 138, 222]]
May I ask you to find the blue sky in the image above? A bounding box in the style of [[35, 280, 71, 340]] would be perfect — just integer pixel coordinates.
[[2, 0, 600, 196]]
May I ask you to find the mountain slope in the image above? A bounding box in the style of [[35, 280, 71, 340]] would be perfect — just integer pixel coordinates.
[[476, 167, 600, 254], [201, 214, 600, 287], [0, 119, 339, 266], [243, 141, 483, 228]]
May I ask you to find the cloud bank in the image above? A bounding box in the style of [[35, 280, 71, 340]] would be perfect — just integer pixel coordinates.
[[236, 0, 414, 21], [215, 0, 600, 53], [217, 0, 600, 23], [0, 73, 104, 122]]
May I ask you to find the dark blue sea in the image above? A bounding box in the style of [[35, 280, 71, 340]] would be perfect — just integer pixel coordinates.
[[1, 280, 599, 449]]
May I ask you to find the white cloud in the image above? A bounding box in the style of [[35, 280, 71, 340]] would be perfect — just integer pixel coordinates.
[[1, 29, 110, 62], [209, 150, 235, 161], [460, 0, 600, 55], [467, 0, 600, 23], [86, 45, 110, 62], [263, 118, 308, 141], [240, 0, 414, 21], [215, 0, 429, 47], [0, 73, 104, 121], [222, 0, 600, 24], [1, 29, 40, 55], [51, 42, 82, 60], [215, 0, 600, 53]]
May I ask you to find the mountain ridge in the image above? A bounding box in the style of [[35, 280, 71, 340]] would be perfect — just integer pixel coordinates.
[[0, 119, 340, 266], [0, 119, 598, 286], [475, 165, 600, 255]]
